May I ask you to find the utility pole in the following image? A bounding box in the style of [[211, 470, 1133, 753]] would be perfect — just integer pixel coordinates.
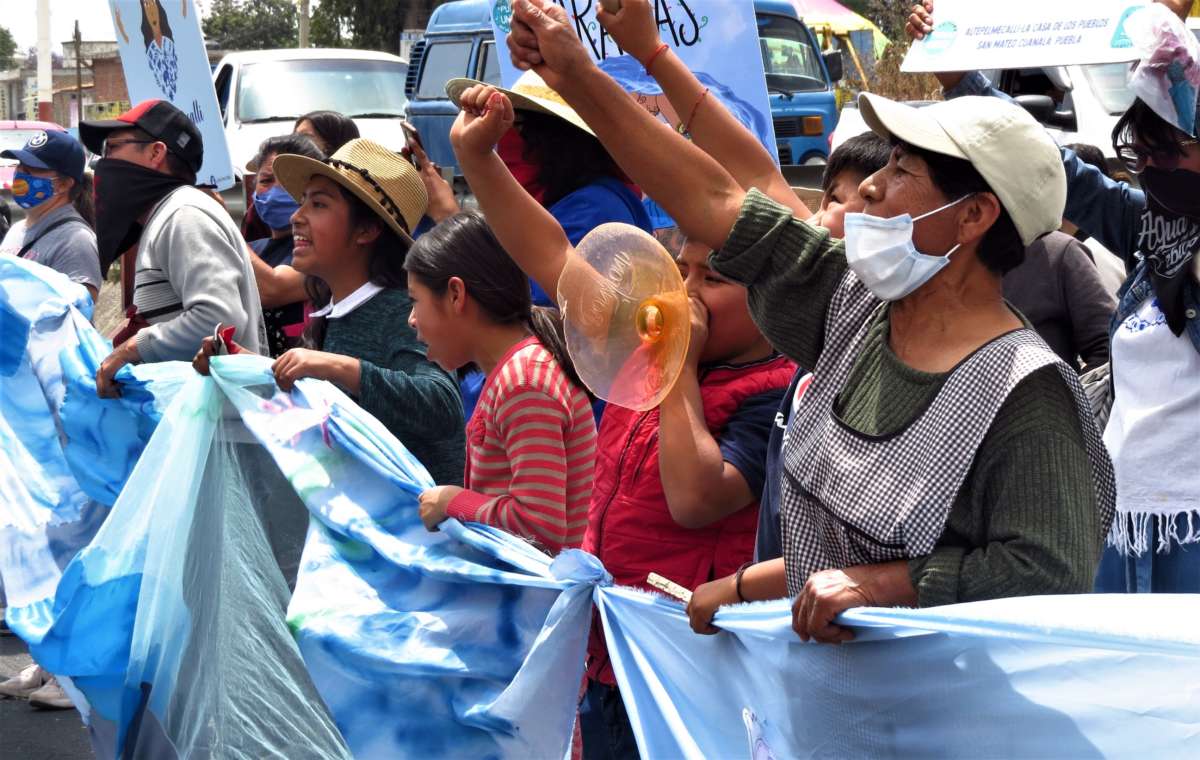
[[298, 0, 310, 48], [36, 0, 52, 121], [74, 21, 83, 127]]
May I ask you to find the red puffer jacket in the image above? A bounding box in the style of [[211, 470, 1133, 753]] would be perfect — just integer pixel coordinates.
[[585, 354, 797, 684]]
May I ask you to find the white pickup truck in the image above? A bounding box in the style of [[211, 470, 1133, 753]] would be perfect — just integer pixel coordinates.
[[211, 48, 409, 176]]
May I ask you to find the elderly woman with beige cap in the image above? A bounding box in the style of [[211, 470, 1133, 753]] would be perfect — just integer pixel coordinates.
[[500, 0, 1115, 643], [197, 138, 465, 485]]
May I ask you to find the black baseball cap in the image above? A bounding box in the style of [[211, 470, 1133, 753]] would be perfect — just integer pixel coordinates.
[[80, 99, 204, 173], [0, 129, 85, 182]]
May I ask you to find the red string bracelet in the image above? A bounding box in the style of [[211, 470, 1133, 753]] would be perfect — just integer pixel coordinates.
[[642, 42, 669, 74], [679, 88, 709, 137]]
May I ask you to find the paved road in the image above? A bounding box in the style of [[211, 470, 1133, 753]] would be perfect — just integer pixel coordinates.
[[0, 634, 92, 760]]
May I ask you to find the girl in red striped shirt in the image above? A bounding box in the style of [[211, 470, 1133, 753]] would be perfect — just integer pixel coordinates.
[[407, 211, 597, 554]]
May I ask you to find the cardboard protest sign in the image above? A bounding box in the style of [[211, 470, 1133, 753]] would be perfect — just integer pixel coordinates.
[[489, 0, 778, 159], [902, 0, 1150, 73], [108, 0, 233, 189]]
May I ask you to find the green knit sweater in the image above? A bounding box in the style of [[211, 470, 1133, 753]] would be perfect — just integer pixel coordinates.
[[322, 288, 465, 486], [712, 190, 1103, 606]]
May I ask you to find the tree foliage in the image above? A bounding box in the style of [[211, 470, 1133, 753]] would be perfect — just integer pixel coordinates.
[[203, 0, 298, 51], [0, 25, 16, 70], [311, 0, 447, 52], [840, 1, 944, 101], [856, 0, 917, 43]]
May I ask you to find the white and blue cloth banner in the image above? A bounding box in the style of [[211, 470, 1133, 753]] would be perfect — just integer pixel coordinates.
[[2, 257, 1198, 759]]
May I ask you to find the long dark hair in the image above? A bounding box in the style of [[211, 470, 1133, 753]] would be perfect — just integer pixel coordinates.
[[293, 111, 360, 155], [403, 211, 588, 395], [1112, 97, 1199, 159], [139, 0, 174, 46], [255, 133, 324, 168], [518, 112, 623, 208], [302, 186, 410, 350], [69, 172, 94, 228]]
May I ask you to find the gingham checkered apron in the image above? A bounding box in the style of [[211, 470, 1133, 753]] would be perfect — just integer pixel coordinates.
[[780, 273, 1115, 595]]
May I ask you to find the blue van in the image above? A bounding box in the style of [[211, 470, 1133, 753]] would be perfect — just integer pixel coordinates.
[[405, 0, 843, 171], [755, 0, 844, 165]]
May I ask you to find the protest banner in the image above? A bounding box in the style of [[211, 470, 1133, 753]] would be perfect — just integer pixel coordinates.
[[107, 0, 233, 189], [4, 257, 1200, 758], [488, 0, 778, 158], [902, 0, 1151, 73]]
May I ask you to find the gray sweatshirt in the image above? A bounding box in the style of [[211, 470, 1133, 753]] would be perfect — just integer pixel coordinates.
[[0, 204, 100, 292], [1002, 231, 1117, 372], [133, 186, 265, 361]]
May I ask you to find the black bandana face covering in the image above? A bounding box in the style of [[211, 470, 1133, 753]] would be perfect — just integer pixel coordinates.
[[1136, 167, 1200, 336], [93, 158, 188, 277]]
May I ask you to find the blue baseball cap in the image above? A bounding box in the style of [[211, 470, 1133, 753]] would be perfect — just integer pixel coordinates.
[[1, 130, 86, 183]]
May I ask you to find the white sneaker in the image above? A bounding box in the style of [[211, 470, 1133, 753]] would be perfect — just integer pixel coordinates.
[[0, 663, 47, 699], [28, 676, 74, 710]]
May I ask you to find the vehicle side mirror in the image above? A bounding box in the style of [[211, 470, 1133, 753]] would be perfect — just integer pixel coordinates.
[[1015, 94, 1056, 123], [823, 49, 844, 82], [1015, 94, 1075, 130]]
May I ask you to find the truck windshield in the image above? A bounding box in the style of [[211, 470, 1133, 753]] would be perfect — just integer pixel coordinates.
[[237, 59, 409, 122], [1082, 63, 1136, 115], [757, 13, 827, 93]]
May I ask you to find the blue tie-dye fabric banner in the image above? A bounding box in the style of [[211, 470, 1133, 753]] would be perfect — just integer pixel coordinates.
[[4, 256, 1200, 759], [0, 256, 180, 644], [599, 589, 1200, 758]]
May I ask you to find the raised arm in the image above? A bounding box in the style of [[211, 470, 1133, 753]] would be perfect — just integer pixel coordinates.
[[507, 0, 800, 252], [451, 86, 573, 304], [249, 250, 307, 308], [597, 0, 805, 214]]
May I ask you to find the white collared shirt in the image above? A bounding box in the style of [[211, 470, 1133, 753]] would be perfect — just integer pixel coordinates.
[[309, 281, 384, 320]]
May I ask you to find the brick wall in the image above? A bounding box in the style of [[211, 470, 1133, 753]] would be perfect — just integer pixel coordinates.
[[92, 56, 129, 103]]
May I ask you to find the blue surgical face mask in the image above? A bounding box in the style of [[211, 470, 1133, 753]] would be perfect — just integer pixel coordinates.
[[253, 184, 301, 231], [12, 171, 57, 209], [843, 196, 969, 301]]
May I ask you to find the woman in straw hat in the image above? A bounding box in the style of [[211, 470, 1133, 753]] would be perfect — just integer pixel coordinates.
[[444, 69, 653, 307], [197, 138, 465, 485]]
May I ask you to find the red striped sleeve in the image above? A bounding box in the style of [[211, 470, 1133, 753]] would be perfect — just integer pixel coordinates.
[[446, 340, 597, 553]]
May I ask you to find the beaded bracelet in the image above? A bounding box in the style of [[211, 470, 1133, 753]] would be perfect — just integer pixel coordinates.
[[678, 88, 710, 138]]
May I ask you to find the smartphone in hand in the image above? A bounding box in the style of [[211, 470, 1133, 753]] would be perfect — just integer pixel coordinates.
[[401, 121, 424, 168]]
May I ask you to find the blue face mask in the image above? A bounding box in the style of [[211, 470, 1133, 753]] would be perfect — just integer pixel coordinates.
[[12, 171, 57, 209], [253, 184, 301, 231]]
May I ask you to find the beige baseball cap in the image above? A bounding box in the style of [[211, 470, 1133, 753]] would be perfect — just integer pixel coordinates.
[[858, 93, 1066, 247]]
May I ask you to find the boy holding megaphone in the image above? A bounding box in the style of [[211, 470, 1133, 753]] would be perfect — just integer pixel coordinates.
[[450, 82, 795, 755]]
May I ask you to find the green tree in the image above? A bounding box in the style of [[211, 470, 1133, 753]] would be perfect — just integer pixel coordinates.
[[203, 0, 298, 51], [0, 25, 16, 70], [841, 1, 944, 101], [312, 0, 448, 52]]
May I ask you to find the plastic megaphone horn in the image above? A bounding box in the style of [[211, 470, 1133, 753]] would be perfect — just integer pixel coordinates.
[[557, 223, 690, 411]]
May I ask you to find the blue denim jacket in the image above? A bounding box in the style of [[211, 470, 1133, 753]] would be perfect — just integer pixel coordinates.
[[947, 72, 1200, 354]]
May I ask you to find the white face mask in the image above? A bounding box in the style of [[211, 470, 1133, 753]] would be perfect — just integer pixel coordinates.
[[843, 196, 969, 301]]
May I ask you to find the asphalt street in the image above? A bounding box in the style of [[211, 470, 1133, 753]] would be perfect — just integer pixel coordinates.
[[0, 633, 92, 760]]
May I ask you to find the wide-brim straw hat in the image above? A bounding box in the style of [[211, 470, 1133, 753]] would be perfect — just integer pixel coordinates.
[[273, 138, 428, 244], [446, 70, 594, 136]]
